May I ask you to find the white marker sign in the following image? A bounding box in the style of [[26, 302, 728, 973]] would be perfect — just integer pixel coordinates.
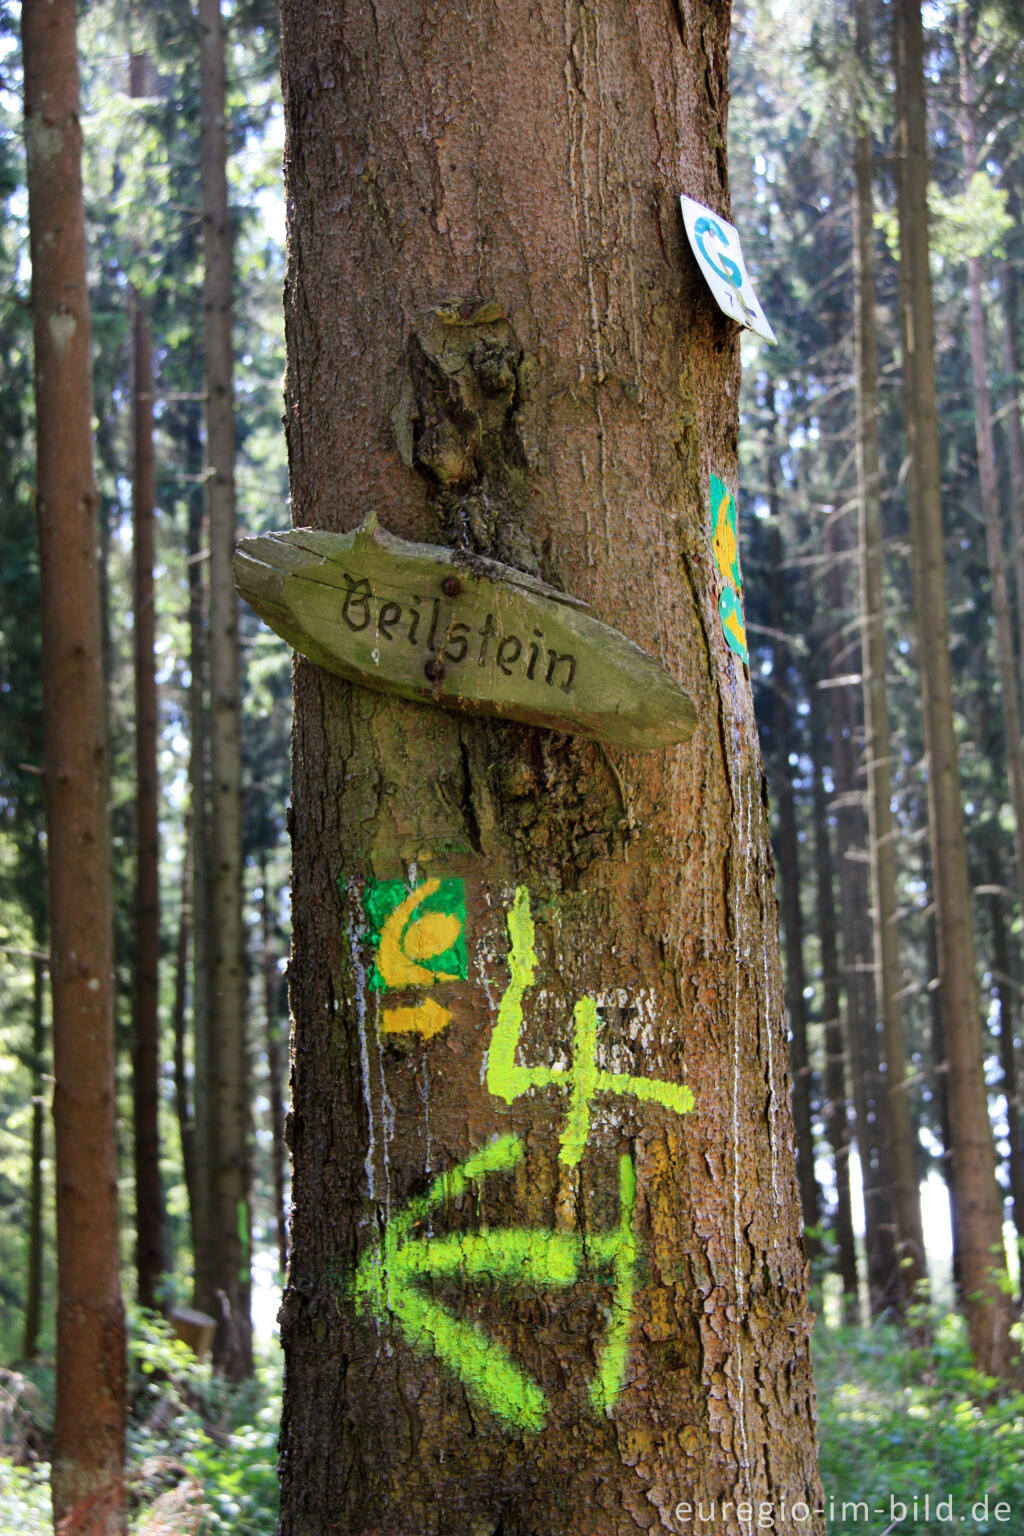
[[680, 195, 777, 345]]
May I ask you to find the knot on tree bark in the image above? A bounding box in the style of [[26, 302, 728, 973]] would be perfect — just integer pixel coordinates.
[[393, 306, 537, 574]]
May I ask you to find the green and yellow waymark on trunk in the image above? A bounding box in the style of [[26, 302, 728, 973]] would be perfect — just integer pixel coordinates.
[[363, 877, 467, 992], [352, 1134, 638, 1430], [710, 474, 749, 665], [359, 876, 467, 1037]]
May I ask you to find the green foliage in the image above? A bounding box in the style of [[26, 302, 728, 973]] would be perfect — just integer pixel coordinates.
[[931, 172, 1012, 265], [0, 1461, 50, 1535], [0, 1313, 281, 1535], [815, 1316, 1024, 1533], [180, 1405, 279, 1536], [11, 1312, 1023, 1535], [127, 1311, 280, 1535]]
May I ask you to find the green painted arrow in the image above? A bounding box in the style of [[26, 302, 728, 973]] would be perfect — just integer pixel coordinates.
[[352, 1134, 638, 1431]]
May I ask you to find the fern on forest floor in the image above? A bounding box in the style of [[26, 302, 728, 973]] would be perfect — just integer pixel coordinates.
[[0, 1310, 281, 1535]]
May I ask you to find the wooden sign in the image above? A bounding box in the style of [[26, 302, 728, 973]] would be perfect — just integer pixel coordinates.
[[234, 516, 697, 750]]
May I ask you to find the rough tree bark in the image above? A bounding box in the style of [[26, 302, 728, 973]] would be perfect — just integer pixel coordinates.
[[276, 3, 822, 1532], [22, 0, 126, 1526], [199, 0, 251, 1376], [893, 0, 1016, 1377]]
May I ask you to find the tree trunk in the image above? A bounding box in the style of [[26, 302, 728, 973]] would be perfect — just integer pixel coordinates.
[[825, 514, 899, 1315], [130, 282, 166, 1312], [924, 867, 962, 1297], [1000, 185, 1024, 684], [172, 823, 197, 1259], [199, 0, 251, 1377], [986, 837, 1024, 1278], [184, 397, 216, 1314], [808, 680, 859, 1323], [893, 0, 1016, 1378], [772, 721, 820, 1256], [764, 384, 821, 1256], [851, 0, 926, 1299], [22, 946, 47, 1362], [261, 861, 289, 1278], [22, 0, 126, 1527], [959, 12, 1024, 921], [276, 3, 822, 1530]]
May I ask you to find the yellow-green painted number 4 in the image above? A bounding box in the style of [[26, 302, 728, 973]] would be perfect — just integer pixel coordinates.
[[486, 887, 694, 1166]]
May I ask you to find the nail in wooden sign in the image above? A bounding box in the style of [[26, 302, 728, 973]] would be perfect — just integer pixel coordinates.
[[234, 516, 697, 750]]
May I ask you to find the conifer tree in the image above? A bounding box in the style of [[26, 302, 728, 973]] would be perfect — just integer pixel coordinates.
[[274, 1, 822, 1528], [22, 0, 126, 1524], [893, 0, 1016, 1379]]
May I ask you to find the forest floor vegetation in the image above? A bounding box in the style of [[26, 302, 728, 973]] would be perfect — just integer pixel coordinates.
[[1, 1310, 1022, 1533], [0, 1311, 280, 1534], [813, 1311, 1024, 1532]]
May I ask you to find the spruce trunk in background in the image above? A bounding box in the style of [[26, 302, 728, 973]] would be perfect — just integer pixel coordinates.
[[808, 682, 859, 1323], [199, 0, 251, 1377], [894, 0, 1016, 1380], [260, 861, 289, 1279], [986, 837, 1024, 1273], [276, 1, 822, 1529], [171, 827, 197, 1260], [22, 0, 126, 1528], [184, 397, 216, 1316], [130, 282, 166, 1312], [959, 12, 1024, 922], [851, 0, 926, 1301], [825, 515, 899, 1315], [765, 382, 820, 1257], [998, 197, 1024, 677], [923, 874, 962, 1293], [22, 944, 46, 1362]]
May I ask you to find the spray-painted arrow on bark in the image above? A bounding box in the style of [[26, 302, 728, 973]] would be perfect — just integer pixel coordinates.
[[352, 1134, 638, 1431]]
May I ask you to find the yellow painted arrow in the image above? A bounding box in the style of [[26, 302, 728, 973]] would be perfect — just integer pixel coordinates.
[[381, 997, 452, 1039]]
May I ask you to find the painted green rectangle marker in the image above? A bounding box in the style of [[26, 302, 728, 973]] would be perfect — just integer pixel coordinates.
[[363, 876, 467, 993]]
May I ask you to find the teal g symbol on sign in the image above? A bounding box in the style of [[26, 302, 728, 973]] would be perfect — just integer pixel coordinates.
[[694, 215, 744, 290]]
